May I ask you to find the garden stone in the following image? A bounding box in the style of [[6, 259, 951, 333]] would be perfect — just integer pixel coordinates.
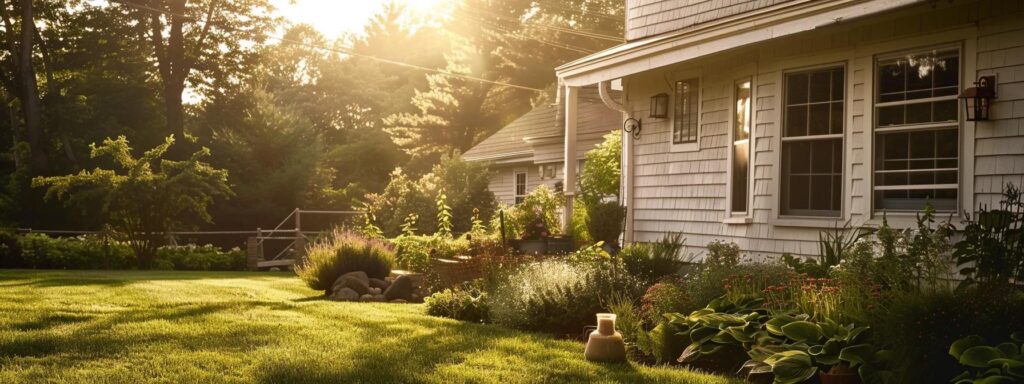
[[369, 287, 382, 295], [369, 278, 389, 290], [341, 271, 369, 286], [372, 294, 385, 301], [384, 275, 413, 301], [332, 275, 369, 295], [360, 294, 374, 302], [333, 288, 360, 302]]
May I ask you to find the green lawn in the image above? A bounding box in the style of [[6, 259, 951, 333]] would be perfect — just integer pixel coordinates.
[[0, 270, 734, 383]]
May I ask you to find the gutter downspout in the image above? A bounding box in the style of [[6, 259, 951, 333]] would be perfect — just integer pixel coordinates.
[[598, 80, 635, 245]]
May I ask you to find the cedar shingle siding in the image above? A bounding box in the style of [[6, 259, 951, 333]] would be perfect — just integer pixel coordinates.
[[625, 0, 796, 41]]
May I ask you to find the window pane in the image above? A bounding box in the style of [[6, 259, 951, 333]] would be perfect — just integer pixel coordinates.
[[830, 102, 844, 134], [735, 81, 751, 141], [934, 99, 958, 122], [781, 139, 842, 216], [732, 141, 748, 213], [877, 105, 904, 127], [935, 56, 959, 88], [786, 105, 807, 137], [832, 70, 844, 100], [809, 103, 831, 135], [878, 63, 905, 95], [732, 80, 751, 214], [787, 73, 808, 104], [673, 79, 700, 143], [809, 71, 832, 102]]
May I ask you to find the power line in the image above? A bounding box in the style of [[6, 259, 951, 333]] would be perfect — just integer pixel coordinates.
[[534, 1, 623, 22], [110, 0, 546, 93]]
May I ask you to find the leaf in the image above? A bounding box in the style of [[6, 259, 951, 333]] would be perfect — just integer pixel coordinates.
[[766, 315, 797, 336], [689, 326, 719, 344], [770, 351, 818, 384], [839, 344, 874, 367], [996, 342, 1020, 359], [950, 335, 986, 360], [960, 346, 1006, 368], [782, 321, 823, 343], [678, 343, 701, 363], [1010, 331, 1024, 343]]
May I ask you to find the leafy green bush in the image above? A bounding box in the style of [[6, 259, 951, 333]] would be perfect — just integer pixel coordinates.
[[296, 229, 395, 293], [620, 233, 687, 285], [704, 241, 740, 271], [390, 234, 470, 272], [492, 185, 562, 240], [154, 244, 245, 271], [488, 259, 643, 336], [424, 281, 490, 323], [0, 231, 24, 268], [868, 289, 1024, 384], [585, 201, 624, 247], [17, 234, 135, 269], [955, 183, 1024, 290], [948, 332, 1024, 383]]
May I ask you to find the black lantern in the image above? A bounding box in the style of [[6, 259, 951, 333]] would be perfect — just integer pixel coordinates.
[[959, 75, 997, 122], [649, 93, 669, 118]]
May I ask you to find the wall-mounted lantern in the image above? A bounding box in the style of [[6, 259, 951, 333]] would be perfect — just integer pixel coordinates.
[[649, 93, 669, 118], [960, 75, 997, 122]]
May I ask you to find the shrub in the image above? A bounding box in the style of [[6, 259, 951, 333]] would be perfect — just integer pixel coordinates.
[[154, 244, 246, 271], [390, 234, 471, 272], [296, 229, 395, 293], [868, 289, 1024, 384], [703, 241, 740, 271], [488, 259, 643, 336], [0, 231, 24, 268], [585, 201, 624, 247], [424, 281, 490, 323], [620, 233, 687, 285], [638, 277, 694, 324], [492, 186, 562, 240], [18, 234, 135, 270], [955, 183, 1024, 290]]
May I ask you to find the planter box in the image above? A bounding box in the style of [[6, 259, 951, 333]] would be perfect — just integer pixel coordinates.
[[516, 239, 547, 255], [514, 237, 575, 255], [546, 237, 575, 254]]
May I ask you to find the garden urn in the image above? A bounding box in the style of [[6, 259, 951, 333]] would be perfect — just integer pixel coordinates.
[[584, 313, 626, 363]]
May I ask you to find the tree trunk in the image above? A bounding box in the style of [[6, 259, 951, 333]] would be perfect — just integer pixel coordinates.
[[15, 0, 46, 172], [34, 25, 78, 169]]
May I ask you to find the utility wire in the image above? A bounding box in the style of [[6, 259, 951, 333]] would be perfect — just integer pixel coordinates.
[[110, 0, 546, 93]]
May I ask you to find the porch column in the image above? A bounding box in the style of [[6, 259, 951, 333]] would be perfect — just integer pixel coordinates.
[[562, 85, 579, 234]]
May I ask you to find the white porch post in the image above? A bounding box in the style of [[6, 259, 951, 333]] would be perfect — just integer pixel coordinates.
[[562, 85, 579, 234]]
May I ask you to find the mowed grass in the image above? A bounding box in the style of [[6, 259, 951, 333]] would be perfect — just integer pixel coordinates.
[[0, 270, 735, 384]]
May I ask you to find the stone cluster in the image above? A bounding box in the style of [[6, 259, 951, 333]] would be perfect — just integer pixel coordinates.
[[328, 270, 428, 303]]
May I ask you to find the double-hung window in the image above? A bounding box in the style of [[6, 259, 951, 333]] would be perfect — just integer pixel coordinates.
[[781, 66, 845, 217], [514, 171, 527, 204], [873, 47, 960, 212], [673, 78, 700, 144], [731, 80, 752, 214]]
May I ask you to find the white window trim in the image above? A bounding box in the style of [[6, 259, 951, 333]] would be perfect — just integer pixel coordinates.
[[513, 170, 528, 204], [669, 72, 703, 153], [725, 75, 756, 222], [776, 62, 849, 220], [868, 41, 967, 218]]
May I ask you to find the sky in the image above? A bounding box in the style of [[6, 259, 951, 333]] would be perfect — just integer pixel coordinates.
[[270, 0, 449, 39]]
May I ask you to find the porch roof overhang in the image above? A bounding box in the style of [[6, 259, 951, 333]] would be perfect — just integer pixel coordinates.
[[555, 0, 925, 86], [463, 150, 533, 164]]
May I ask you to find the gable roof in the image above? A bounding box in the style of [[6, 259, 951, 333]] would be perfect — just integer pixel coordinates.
[[464, 86, 620, 163]]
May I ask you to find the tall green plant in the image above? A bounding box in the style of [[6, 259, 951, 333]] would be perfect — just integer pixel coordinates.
[[32, 136, 232, 269], [436, 192, 453, 238], [955, 183, 1024, 290]]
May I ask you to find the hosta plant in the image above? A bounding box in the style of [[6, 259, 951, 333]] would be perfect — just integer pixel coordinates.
[[948, 332, 1024, 384]]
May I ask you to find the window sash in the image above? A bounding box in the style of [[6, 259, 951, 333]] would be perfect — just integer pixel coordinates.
[[514, 172, 527, 204], [673, 78, 699, 144], [731, 80, 752, 214], [872, 46, 961, 212]]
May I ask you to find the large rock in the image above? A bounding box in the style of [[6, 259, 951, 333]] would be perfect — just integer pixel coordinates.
[[369, 278, 390, 290], [341, 271, 369, 286], [332, 287, 360, 302], [331, 275, 370, 295], [383, 275, 413, 301]]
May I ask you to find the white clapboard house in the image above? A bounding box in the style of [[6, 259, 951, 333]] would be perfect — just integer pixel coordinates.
[[464, 86, 621, 205], [555, 0, 1024, 257]]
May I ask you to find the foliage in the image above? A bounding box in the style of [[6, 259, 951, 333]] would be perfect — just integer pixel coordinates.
[[361, 156, 496, 237], [0, 231, 24, 268], [492, 185, 563, 240], [868, 289, 1024, 384], [704, 241, 741, 272], [296, 229, 396, 293], [783, 222, 874, 277], [948, 332, 1024, 384], [389, 234, 471, 272], [577, 131, 621, 207], [153, 245, 246, 271], [639, 277, 695, 324], [32, 136, 232, 269], [955, 183, 1024, 290], [488, 259, 643, 336], [621, 233, 688, 286], [586, 201, 625, 247], [424, 281, 490, 323], [16, 233, 135, 270]]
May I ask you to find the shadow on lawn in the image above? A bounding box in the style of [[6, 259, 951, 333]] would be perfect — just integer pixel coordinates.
[[254, 307, 643, 383], [0, 300, 291, 360]]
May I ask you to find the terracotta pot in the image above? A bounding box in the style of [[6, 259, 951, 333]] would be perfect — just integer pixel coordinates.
[[818, 371, 860, 384]]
